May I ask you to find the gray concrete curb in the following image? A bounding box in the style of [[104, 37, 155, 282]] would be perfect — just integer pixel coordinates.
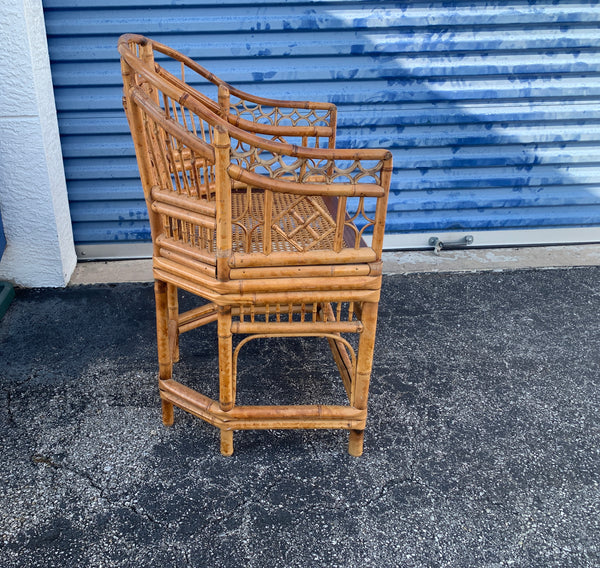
[[69, 244, 600, 285]]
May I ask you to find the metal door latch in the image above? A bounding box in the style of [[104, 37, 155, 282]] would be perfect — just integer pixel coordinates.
[[429, 235, 474, 255]]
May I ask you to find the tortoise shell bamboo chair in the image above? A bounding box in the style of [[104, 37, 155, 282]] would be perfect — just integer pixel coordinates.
[[119, 35, 392, 456]]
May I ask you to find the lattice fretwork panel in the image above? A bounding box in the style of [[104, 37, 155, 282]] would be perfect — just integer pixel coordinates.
[[270, 193, 336, 252], [343, 196, 377, 248], [230, 98, 332, 129], [230, 140, 384, 186], [231, 189, 338, 254]]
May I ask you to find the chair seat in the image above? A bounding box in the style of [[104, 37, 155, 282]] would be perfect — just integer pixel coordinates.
[[153, 188, 382, 296], [152, 255, 382, 295]]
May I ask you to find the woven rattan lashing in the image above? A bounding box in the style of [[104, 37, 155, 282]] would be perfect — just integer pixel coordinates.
[[119, 34, 392, 456]]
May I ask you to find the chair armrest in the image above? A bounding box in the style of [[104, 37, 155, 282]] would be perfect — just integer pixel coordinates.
[[230, 138, 392, 195], [227, 89, 337, 139], [227, 137, 392, 253]]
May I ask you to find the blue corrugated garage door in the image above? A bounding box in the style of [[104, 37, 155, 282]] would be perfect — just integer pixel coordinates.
[[43, 0, 600, 259]]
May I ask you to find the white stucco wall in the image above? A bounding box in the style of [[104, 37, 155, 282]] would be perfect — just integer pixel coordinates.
[[0, 0, 76, 287]]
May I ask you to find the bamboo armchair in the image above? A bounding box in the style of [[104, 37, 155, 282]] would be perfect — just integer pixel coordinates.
[[119, 35, 392, 456]]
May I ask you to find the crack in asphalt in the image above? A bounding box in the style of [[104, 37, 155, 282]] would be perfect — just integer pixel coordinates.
[[214, 475, 282, 530], [30, 453, 165, 529], [6, 390, 15, 425], [4, 372, 37, 426]]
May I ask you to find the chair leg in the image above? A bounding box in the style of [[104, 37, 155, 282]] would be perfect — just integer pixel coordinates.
[[220, 429, 234, 456], [167, 283, 180, 363], [161, 399, 174, 426], [349, 301, 379, 456], [218, 306, 234, 411], [155, 280, 174, 426], [348, 430, 364, 457], [218, 306, 235, 455]]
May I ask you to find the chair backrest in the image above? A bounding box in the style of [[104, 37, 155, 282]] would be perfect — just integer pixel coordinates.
[[120, 37, 392, 282], [118, 34, 337, 149]]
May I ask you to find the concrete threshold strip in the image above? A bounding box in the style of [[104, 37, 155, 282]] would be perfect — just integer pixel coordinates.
[[69, 244, 600, 285]]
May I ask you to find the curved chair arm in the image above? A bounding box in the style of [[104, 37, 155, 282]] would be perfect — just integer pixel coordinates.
[[225, 127, 392, 254], [227, 132, 392, 197]]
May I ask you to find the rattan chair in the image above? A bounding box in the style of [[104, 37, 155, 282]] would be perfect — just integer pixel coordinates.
[[119, 35, 392, 456]]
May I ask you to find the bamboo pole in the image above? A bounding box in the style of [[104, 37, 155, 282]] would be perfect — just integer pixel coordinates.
[[178, 302, 218, 326], [158, 248, 218, 279], [152, 201, 214, 228], [160, 379, 366, 422], [348, 301, 379, 457], [329, 106, 338, 148], [229, 248, 377, 269], [327, 336, 354, 400], [217, 81, 230, 120], [121, 64, 164, 259], [156, 236, 216, 266], [139, 40, 159, 104], [162, 384, 366, 430], [214, 121, 232, 282], [179, 312, 218, 333], [154, 280, 174, 426], [333, 196, 347, 253], [229, 262, 377, 280], [151, 186, 217, 217], [151, 201, 217, 229], [220, 429, 234, 456], [218, 306, 234, 412], [227, 165, 385, 198], [167, 283, 180, 363], [263, 189, 273, 255], [231, 320, 362, 335], [370, 154, 393, 256]]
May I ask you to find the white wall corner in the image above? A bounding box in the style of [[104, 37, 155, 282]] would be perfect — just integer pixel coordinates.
[[0, 0, 76, 287]]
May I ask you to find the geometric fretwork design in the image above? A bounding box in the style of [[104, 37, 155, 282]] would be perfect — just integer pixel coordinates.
[[271, 194, 336, 252], [231, 191, 337, 254], [230, 97, 333, 129]]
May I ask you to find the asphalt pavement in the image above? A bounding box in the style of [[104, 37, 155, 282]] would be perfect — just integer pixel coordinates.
[[1, 267, 599, 567]]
